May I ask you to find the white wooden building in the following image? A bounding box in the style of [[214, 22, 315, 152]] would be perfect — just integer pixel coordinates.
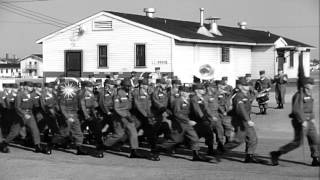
[[19, 54, 43, 78], [36, 9, 313, 85], [0, 63, 20, 77]]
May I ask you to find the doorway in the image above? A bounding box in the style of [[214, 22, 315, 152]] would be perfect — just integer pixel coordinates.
[[65, 50, 82, 77]]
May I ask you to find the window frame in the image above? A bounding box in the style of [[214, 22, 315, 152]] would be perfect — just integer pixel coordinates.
[[221, 46, 230, 63], [289, 50, 294, 68], [134, 43, 147, 68], [97, 44, 109, 68]]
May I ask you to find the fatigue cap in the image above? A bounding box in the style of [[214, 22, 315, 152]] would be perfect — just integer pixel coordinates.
[[104, 79, 116, 85], [9, 83, 18, 88], [81, 81, 94, 87], [238, 77, 249, 86], [25, 81, 33, 87], [139, 78, 149, 85], [179, 86, 192, 92], [259, 70, 265, 75], [193, 76, 201, 83], [303, 77, 314, 85], [155, 67, 160, 71], [193, 83, 204, 90], [19, 81, 26, 86], [33, 82, 42, 88], [2, 83, 10, 88], [245, 73, 251, 77]]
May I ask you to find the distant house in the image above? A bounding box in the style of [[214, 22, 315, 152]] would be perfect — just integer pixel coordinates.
[[36, 9, 313, 84], [19, 54, 43, 78], [0, 63, 20, 77]]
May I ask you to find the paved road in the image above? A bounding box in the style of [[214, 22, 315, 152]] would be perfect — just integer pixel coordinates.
[[0, 84, 319, 180]]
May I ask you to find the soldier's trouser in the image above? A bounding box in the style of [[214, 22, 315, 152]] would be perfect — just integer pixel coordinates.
[[159, 122, 200, 151], [6, 111, 40, 145], [52, 113, 83, 146], [0, 128, 3, 142], [103, 118, 139, 149], [143, 121, 163, 150], [87, 118, 104, 147], [224, 123, 258, 154], [221, 114, 234, 138], [275, 85, 286, 105], [278, 120, 319, 158]]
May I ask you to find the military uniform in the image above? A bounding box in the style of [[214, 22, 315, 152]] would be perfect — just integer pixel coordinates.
[[271, 78, 320, 166], [255, 71, 272, 114], [79, 81, 104, 157], [103, 78, 143, 158], [273, 73, 288, 108], [5, 84, 45, 153], [224, 83, 259, 163], [55, 81, 84, 154]]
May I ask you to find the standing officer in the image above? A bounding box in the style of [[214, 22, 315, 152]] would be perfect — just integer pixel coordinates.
[[255, 70, 272, 114], [0, 81, 48, 154], [55, 79, 86, 155], [102, 78, 144, 158], [270, 78, 320, 166], [245, 73, 256, 103], [80, 80, 104, 158], [272, 69, 288, 109], [223, 78, 260, 163], [155, 86, 210, 162], [31, 82, 44, 128]]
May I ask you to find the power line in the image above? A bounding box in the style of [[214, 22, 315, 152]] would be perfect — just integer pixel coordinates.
[[0, 20, 47, 24], [0, 5, 64, 28], [5, 2, 70, 24], [0, 0, 49, 3], [1, 3, 68, 26]]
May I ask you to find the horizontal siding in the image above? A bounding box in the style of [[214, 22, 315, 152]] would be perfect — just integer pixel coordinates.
[[251, 46, 275, 79], [284, 51, 310, 78], [174, 42, 251, 86], [43, 15, 172, 75]]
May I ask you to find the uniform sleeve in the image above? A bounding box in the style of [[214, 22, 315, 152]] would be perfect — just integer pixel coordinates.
[[15, 93, 24, 118], [98, 91, 110, 114], [291, 93, 305, 123], [79, 91, 90, 119], [133, 91, 148, 117], [235, 96, 250, 121], [40, 92, 47, 112], [113, 95, 129, 118], [173, 99, 190, 122], [190, 96, 204, 119], [151, 89, 165, 111]]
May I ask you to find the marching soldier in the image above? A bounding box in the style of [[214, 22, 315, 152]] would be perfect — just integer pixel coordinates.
[[272, 69, 288, 109], [31, 82, 45, 128], [191, 83, 224, 156], [154, 86, 210, 162], [102, 78, 144, 158], [255, 70, 272, 114], [223, 78, 261, 163], [0, 81, 49, 154], [130, 71, 139, 88], [54, 79, 87, 155], [79, 81, 104, 158], [270, 78, 320, 166], [245, 73, 256, 103]]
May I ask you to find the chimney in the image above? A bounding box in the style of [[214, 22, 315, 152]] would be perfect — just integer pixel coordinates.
[[206, 17, 223, 36], [144, 8, 156, 18], [238, 21, 247, 29], [197, 8, 213, 37]]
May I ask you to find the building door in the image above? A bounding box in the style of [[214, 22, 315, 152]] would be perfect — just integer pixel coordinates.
[[65, 51, 82, 77]]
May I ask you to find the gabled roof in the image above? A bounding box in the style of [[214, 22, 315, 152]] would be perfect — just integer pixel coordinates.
[[36, 11, 313, 48], [19, 54, 43, 62], [0, 63, 20, 68]]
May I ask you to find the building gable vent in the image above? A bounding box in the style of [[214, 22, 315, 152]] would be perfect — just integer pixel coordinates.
[[93, 20, 112, 31]]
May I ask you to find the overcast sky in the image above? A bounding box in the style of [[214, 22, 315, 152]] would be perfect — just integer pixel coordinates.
[[0, 0, 318, 59]]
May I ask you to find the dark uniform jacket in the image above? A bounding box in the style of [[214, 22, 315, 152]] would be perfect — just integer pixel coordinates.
[[132, 88, 152, 118], [15, 91, 34, 118], [113, 89, 134, 122], [80, 89, 98, 119], [255, 78, 271, 92], [173, 97, 192, 124], [98, 88, 115, 115], [232, 91, 251, 123], [290, 91, 314, 123], [151, 86, 168, 116]]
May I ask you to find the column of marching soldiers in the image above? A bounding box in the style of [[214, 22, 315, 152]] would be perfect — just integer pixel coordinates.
[[0, 69, 319, 166]]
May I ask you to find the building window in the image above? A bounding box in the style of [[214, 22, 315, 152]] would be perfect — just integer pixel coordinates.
[[98, 45, 108, 67], [11, 69, 13, 73], [221, 46, 230, 63], [29, 61, 32, 65], [6, 69, 8, 73], [0, 69, 2, 73], [34, 62, 37, 65], [289, 51, 294, 67], [135, 44, 146, 67], [16, 69, 18, 72]]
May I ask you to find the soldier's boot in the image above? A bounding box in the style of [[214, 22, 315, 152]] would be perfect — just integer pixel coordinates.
[[311, 157, 320, 166], [280, 103, 284, 109], [244, 154, 261, 163], [270, 151, 281, 166], [76, 146, 88, 156], [129, 149, 145, 159], [192, 150, 211, 162], [0, 142, 10, 153], [95, 145, 104, 158], [42, 144, 52, 155], [207, 146, 215, 156], [217, 143, 226, 154]]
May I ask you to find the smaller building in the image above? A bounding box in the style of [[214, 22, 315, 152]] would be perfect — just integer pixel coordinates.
[[0, 63, 20, 77], [19, 54, 43, 78]]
